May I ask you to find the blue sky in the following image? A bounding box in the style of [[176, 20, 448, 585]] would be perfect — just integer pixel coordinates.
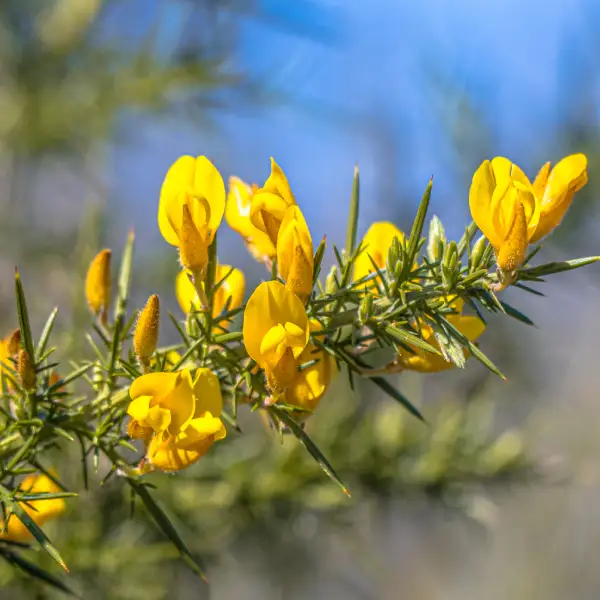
[[112, 0, 599, 265]]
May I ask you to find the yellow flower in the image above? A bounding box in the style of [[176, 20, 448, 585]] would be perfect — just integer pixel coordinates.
[[284, 320, 337, 418], [398, 299, 485, 373], [354, 222, 405, 286], [243, 281, 310, 393], [127, 369, 226, 472], [226, 176, 277, 263], [157, 156, 225, 276], [0, 329, 19, 390], [85, 248, 111, 320], [133, 294, 160, 363], [0, 473, 66, 542], [175, 265, 245, 331], [470, 158, 541, 272], [250, 158, 297, 246], [530, 154, 587, 242], [277, 206, 314, 302]]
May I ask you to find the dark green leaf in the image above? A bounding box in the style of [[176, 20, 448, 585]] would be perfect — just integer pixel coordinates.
[[384, 325, 441, 356], [519, 256, 599, 278], [369, 376, 425, 422], [14, 269, 35, 362], [48, 363, 92, 393], [406, 178, 433, 266]]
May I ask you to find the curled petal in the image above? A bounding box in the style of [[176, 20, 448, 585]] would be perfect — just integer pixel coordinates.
[[130, 372, 178, 401]]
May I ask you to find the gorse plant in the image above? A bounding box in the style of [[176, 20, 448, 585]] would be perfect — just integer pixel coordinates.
[[0, 152, 596, 594]]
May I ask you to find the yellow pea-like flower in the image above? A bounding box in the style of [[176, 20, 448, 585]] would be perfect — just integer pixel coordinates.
[[277, 206, 314, 303], [530, 153, 588, 243], [470, 158, 540, 272], [398, 299, 485, 373], [127, 368, 226, 472], [157, 156, 226, 276], [243, 280, 310, 393], [133, 294, 160, 363], [354, 222, 405, 286], [226, 176, 277, 264], [85, 248, 111, 320], [0, 472, 66, 542], [250, 158, 297, 246], [284, 320, 338, 418], [175, 265, 245, 332]]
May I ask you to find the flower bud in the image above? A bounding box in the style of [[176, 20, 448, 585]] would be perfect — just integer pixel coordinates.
[[85, 249, 111, 321], [441, 240, 458, 290], [178, 205, 209, 276], [358, 293, 374, 326], [5, 329, 21, 356], [17, 349, 36, 391], [427, 215, 446, 263], [325, 265, 338, 295], [469, 235, 487, 271], [133, 294, 160, 363]]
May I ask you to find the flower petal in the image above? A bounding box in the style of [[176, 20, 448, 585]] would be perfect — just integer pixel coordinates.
[[127, 394, 152, 422], [130, 372, 178, 401], [354, 222, 404, 283], [175, 270, 201, 315], [469, 161, 503, 249], [192, 368, 223, 417]]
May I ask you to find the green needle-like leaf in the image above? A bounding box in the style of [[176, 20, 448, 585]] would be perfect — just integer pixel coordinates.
[[114, 229, 135, 323], [345, 164, 360, 254], [369, 376, 425, 422], [14, 269, 35, 362]]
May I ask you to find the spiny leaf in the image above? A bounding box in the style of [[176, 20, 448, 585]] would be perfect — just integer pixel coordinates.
[[0, 489, 69, 572], [48, 363, 93, 393], [369, 376, 425, 422], [519, 256, 600, 278], [405, 178, 433, 266], [14, 269, 35, 362], [269, 405, 351, 498], [499, 302, 535, 327], [384, 325, 441, 356], [345, 164, 360, 254], [128, 479, 207, 582], [1, 549, 78, 597], [114, 229, 135, 323], [36, 308, 58, 363]]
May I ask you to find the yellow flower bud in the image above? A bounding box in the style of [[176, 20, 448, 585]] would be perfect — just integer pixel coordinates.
[[0, 472, 66, 542], [157, 155, 225, 269], [243, 281, 310, 393], [5, 329, 21, 356], [250, 158, 297, 245], [133, 294, 160, 362], [277, 206, 314, 302], [469, 158, 540, 273], [17, 349, 36, 391], [85, 249, 111, 320], [225, 176, 276, 264], [127, 369, 226, 472]]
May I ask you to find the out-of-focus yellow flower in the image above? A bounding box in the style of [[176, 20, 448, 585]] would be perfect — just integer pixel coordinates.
[[398, 299, 485, 373], [133, 294, 160, 363], [0, 473, 66, 542], [530, 154, 588, 242], [175, 265, 245, 331], [284, 320, 337, 417], [157, 156, 225, 276], [226, 176, 277, 263], [127, 369, 226, 472], [277, 206, 314, 302], [0, 329, 20, 390], [243, 281, 309, 393], [354, 222, 405, 286], [470, 158, 541, 273], [250, 158, 297, 246], [85, 248, 111, 321]]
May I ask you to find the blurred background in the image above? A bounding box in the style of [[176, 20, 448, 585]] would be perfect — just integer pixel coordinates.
[[1, 0, 600, 598]]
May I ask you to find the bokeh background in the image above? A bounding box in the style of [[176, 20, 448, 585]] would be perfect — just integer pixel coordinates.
[[1, 1, 600, 598]]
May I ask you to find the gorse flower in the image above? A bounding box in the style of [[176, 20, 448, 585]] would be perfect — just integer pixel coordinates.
[[277, 206, 314, 303], [398, 299, 485, 373], [0, 473, 66, 542], [157, 156, 226, 276], [85, 248, 111, 321], [127, 369, 226, 472], [226, 176, 276, 264], [529, 154, 588, 243], [354, 222, 405, 287], [243, 281, 310, 393], [285, 320, 337, 417], [250, 158, 297, 246], [175, 265, 245, 331], [470, 155, 588, 274]]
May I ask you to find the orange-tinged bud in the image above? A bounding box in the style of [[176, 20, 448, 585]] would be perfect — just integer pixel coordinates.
[[85, 249, 111, 321], [17, 349, 36, 391], [5, 329, 21, 356], [133, 294, 160, 362]]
